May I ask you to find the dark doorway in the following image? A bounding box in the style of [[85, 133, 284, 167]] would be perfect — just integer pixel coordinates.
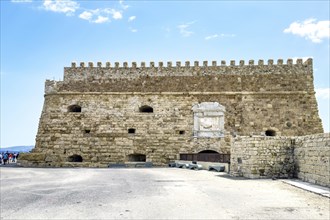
[[128, 154, 146, 162], [68, 154, 83, 162], [198, 150, 221, 162]]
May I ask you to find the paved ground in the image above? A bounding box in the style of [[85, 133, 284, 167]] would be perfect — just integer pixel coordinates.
[[0, 167, 329, 220]]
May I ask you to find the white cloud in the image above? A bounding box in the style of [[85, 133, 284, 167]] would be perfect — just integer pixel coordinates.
[[119, 0, 129, 10], [94, 16, 109, 24], [11, 0, 32, 3], [220, 33, 236, 37], [79, 8, 122, 23], [205, 33, 236, 40], [284, 18, 330, 43], [316, 88, 330, 99], [111, 10, 122, 20], [177, 21, 196, 37], [79, 11, 92, 21], [128, 16, 136, 22], [14, 0, 126, 24], [42, 0, 79, 16], [205, 34, 219, 40], [103, 8, 123, 20]]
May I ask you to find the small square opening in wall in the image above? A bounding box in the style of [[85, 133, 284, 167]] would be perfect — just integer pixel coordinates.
[[128, 128, 136, 134], [85, 129, 91, 134], [179, 130, 185, 135]]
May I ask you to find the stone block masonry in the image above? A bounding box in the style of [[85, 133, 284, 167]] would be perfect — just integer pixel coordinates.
[[294, 133, 330, 187], [23, 94, 232, 167], [19, 58, 324, 173], [230, 133, 329, 187], [230, 136, 295, 179], [45, 58, 322, 136]]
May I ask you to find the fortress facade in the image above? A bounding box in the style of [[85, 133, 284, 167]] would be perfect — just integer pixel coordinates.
[[20, 58, 326, 181]]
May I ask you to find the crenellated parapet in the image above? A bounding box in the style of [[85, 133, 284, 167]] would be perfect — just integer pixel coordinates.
[[63, 58, 313, 82], [70, 58, 311, 68]]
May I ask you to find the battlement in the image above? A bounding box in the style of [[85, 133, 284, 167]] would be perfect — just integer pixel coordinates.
[[63, 58, 313, 82], [69, 58, 312, 68]]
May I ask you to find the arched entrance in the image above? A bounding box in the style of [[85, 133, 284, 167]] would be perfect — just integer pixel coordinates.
[[197, 150, 221, 162], [68, 154, 83, 162]]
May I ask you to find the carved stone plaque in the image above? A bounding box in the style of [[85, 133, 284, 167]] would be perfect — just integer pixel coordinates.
[[192, 102, 225, 138]]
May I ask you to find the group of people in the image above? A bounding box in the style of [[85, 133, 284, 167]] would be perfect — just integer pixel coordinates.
[[0, 151, 19, 165]]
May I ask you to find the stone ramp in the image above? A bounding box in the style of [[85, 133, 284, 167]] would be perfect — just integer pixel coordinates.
[[282, 179, 330, 198]]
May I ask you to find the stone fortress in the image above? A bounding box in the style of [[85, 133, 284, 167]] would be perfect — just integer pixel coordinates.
[[19, 58, 329, 187]]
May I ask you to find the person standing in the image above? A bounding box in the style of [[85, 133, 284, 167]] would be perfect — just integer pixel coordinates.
[[3, 152, 8, 165], [8, 153, 12, 163]]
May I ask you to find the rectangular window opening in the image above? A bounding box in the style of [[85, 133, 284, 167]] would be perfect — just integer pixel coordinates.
[[128, 128, 136, 134]]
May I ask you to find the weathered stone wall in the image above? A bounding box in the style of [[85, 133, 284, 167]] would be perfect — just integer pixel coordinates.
[[22, 94, 232, 167], [230, 134, 330, 187], [230, 136, 295, 178], [44, 58, 323, 136], [20, 58, 324, 167], [294, 133, 330, 187], [40, 91, 321, 137]]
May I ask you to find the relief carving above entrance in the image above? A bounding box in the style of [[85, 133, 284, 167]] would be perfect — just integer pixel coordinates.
[[192, 102, 225, 138]]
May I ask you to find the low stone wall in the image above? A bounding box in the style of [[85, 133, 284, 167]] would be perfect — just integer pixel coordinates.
[[230, 136, 295, 178], [230, 134, 330, 187], [294, 133, 330, 187]]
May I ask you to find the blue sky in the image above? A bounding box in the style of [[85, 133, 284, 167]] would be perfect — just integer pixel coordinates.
[[1, 0, 329, 147]]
